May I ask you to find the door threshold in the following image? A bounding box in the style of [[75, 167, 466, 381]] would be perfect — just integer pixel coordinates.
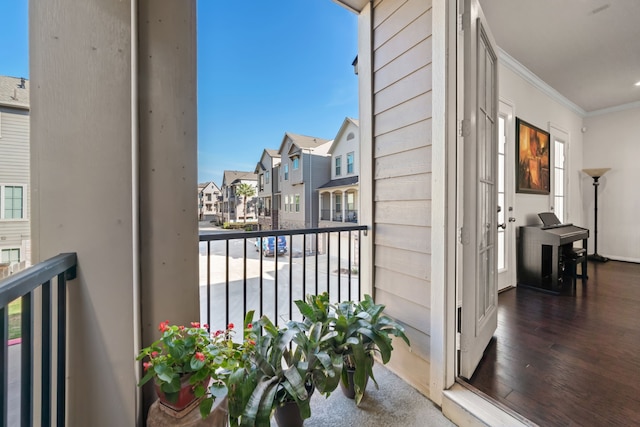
[[442, 379, 538, 427]]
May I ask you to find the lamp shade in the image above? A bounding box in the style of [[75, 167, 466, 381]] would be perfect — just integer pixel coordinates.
[[582, 168, 610, 178]]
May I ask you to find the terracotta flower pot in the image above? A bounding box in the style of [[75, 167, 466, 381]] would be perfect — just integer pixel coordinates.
[[154, 374, 210, 412]]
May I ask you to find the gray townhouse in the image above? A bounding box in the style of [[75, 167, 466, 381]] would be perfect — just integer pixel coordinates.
[[197, 181, 220, 221], [254, 149, 281, 230], [0, 76, 30, 278], [276, 133, 332, 230], [217, 170, 258, 224]]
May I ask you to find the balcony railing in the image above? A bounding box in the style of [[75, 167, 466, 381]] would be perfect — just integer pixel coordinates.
[[198, 225, 366, 332], [320, 209, 331, 221], [0, 253, 77, 427]]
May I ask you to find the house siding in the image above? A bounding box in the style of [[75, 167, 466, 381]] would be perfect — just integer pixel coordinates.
[[372, 0, 433, 395], [0, 106, 31, 264]]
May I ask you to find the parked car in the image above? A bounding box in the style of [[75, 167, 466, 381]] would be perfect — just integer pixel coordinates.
[[254, 236, 287, 256]]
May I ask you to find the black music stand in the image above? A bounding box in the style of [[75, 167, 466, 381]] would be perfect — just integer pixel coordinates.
[[582, 168, 610, 262]]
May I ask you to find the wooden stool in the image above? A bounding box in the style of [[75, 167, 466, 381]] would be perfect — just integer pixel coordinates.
[[147, 394, 228, 427]]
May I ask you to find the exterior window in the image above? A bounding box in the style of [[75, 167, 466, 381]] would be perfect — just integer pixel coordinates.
[[347, 152, 354, 174], [284, 195, 288, 212], [206, 194, 212, 201], [554, 139, 566, 222], [265, 171, 270, 184], [292, 157, 299, 170], [295, 194, 300, 212], [335, 194, 342, 212], [335, 157, 342, 176], [1, 248, 20, 263], [1, 185, 25, 219], [284, 164, 289, 180], [290, 196, 295, 212]]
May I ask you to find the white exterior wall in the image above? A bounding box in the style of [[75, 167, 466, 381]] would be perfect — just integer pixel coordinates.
[[331, 121, 360, 179], [583, 105, 640, 262], [370, 0, 434, 396], [30, 1, 199, 425]]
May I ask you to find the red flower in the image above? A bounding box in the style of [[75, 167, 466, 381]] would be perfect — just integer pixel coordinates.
[[143, 361, 152, 371], [195, 352, 205, 362], [190, 322, 200, 328], [247, 323, 253, 329], [247, 339, 256, 346], [178, 325, 185, 331], [158, 320, 170, 332], [214, 330, 223, 337], [203, 324, 209, 330], [227, 323, 234, 330], [151, 351, 158, 358]]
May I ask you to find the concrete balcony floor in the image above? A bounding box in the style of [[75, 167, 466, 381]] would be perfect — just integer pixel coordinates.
[[290, 364, 456, 427]]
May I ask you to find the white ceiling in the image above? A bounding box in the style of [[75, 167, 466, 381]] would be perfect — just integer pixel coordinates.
[[478, 0, 640, 113]]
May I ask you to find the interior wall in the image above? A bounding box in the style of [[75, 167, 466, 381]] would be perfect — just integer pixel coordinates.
[[583, 106, 640, 262], [498, 64, 585, 227]]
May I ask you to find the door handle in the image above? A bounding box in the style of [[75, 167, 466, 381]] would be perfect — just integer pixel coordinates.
[[508, 217, 516, 222], [498, 223, 506, 230]]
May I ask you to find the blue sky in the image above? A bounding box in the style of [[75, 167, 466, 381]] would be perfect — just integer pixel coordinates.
[[0, 1, 358, 187]]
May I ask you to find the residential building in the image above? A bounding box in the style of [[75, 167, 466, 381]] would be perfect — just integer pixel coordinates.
[[218, 170, 258, 224], [277, 133, 332, 230], [20, 1, 640, 426], [254, 149, 280, 230], [0, 76, 30, 278], [197, 181, 220, 221], [318, 117, 359, 225]]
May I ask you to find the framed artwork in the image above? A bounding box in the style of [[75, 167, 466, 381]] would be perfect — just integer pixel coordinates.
[[516, 118, 550, 194]]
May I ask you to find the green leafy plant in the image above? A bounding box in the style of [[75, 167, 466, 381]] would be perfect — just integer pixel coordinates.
[[295, 293, 410, 405], [137, 312, 257, 418], [227, 315, 343, 427]]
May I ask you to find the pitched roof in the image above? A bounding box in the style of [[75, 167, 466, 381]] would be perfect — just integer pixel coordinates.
[[277, 132, 331, 155], [222, 170, 257, 186], [318, 176, 359, 189], [0, 76, 29, 109], [265, 149, 280, 158]]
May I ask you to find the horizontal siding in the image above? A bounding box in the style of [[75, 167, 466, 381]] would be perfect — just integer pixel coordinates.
[[375, 200, 431, 227], [375, 245, 431, 281], [0, 220, 30, 245], [375, 145, 432, 179], [0, 110, 30, 183], [375, 119, 432, 158], [376, 288, 431, 336], [374, 9, 432, 72], [375, 65, 432, 115], [374, 39, 433, 92], [375, 223, 430, 253], [375, 267, 430, 310], [371, 0, 434, 395]]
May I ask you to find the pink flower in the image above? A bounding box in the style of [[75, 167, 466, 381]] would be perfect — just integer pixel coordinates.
[[151, 351, 158, 358], [203, 324, 209, 330], [227, 323, 234, 330], [195, 352, 205, 362], [190, 322, 200, 328], [247, 339, 256, 346], [158, 321, 170, 332], [178, 325, 185, 331], [143, 361, 152, 371], [214, 330, 223, 337]]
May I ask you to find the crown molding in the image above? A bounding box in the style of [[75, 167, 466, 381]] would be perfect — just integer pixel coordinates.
[[585, 100, 640, 117], [498, 48, 586, 117]]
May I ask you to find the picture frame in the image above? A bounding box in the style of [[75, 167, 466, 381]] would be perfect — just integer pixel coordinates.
[[516, 118, 550, 194]]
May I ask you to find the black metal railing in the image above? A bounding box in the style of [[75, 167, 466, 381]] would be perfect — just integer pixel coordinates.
[[198, 226, 366, 333], [345, 210, 358, 223], [0, 253, 77, 427], [320, 209, 331, 221]]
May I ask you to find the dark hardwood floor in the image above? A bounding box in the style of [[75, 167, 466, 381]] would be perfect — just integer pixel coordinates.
[[468, 260, 640, 426]]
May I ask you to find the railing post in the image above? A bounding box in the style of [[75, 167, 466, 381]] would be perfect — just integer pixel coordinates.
[[1, 306, 8, 427], [56, 273, 67, 426], [41, 281, 52, 426], [21, 292, 33, 427]]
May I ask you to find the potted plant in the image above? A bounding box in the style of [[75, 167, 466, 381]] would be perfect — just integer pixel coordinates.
[[137, 312, 257, 419], [295, 293, 410, 405], [227, 315, 343, 427]]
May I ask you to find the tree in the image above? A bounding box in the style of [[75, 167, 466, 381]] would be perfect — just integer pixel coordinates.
[[235, 183, 256, 224]]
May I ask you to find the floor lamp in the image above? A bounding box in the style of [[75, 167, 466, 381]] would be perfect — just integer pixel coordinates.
[[582, 168, 610, 262]]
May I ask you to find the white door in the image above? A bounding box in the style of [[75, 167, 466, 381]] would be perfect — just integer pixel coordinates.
[[497, 101, 515, 291], [458, 0, 499, 379]]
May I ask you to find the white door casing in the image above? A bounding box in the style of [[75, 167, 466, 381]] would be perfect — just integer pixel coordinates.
[[458, 0, 499, 379], [497, 100, 515, 291]]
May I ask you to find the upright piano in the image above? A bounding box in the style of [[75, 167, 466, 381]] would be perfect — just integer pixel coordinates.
[[517, 213, 589, 293]]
